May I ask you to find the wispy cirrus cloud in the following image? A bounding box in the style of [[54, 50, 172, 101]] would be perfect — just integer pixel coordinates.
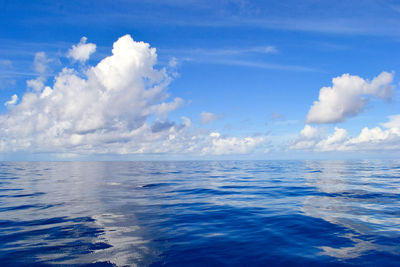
[[14, 0, 400, 37], [159, 45, 321, 72], [162, 46, 278, 56], [212, 59, 318, 72]]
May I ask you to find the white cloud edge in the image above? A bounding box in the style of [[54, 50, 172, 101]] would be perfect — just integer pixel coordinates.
[[291, 114, 400, 152], [67, 37, 96, 63], [4, 94, 18, 106]]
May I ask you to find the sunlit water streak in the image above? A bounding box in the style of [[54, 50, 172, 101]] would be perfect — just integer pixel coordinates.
[[0, 161, 399, 266]]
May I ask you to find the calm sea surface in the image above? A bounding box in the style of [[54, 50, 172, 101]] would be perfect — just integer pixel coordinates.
[[0, 160, 400, 266]]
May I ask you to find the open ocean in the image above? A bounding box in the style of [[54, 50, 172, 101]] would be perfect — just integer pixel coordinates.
[[0, 160, 399, 266]]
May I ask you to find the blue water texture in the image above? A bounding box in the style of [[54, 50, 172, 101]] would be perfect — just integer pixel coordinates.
[[0, 160, 400, 266]]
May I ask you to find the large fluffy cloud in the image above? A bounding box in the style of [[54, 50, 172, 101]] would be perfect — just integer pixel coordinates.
[[306, 72, 394, 124], [291, 114, 400, 152], [0, 35, 265, 156]]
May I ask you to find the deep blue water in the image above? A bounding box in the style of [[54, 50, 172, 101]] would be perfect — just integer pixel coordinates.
[[0, 161, 400, 266]]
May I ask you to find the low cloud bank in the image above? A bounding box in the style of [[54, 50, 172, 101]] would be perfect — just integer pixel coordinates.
[[0, 35, 266, 156], [291, 115, 400, 152]]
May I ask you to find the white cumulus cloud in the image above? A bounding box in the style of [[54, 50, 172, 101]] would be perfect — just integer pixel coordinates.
[[291, 115, 400, 152], [201, 132, 265, 155], [4, 94, 18, 107], [27, 51, 57, 93], [306, 72, 394, 124], [0, 35, 182, 153], [68, 37, 96, 63], [33, 52, 51, 74], [0, 34, 267, 157], [289, 124, 322, 150]]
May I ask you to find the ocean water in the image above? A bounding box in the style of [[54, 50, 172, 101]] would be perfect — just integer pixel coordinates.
[[0, 161, 400, 266]]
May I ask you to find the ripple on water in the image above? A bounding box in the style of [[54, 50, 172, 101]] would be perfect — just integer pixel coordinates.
[[0, 160, 399, 266]]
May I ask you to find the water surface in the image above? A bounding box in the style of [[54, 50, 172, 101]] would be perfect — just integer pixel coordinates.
[[0, 160, 399, 266]]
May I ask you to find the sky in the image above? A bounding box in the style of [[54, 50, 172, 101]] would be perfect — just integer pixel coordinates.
[[0, 0, 400, 160]]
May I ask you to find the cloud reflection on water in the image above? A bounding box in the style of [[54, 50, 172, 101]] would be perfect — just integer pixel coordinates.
[[301, 160, 400, 260]]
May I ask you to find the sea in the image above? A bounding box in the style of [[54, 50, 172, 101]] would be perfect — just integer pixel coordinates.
[[0, 160, 399, 266]]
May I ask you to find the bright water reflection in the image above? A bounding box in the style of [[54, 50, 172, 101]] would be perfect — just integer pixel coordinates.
[[302, 160, 400, 260], [0, 161, 399, 266]]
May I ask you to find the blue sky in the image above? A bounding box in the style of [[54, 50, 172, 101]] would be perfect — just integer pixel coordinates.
[[1, 0, 400, 160]]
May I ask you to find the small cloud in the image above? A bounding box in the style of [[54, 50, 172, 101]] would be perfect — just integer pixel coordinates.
[[255, 46, 278, 54], [306, 72, 394, 124], [202, 131, 265, 155], [201, 111, 221, 124], [33, 52, 51, 74], [4, 94, 18, 107], [27, 77, 45, 92], [300, 124, 319, 139], [289, 125, 322, 150], [68, 37, 96, 63], [168, 57, 178, 67], [381, 114, 400, 129], [28, 52, 57, 93]]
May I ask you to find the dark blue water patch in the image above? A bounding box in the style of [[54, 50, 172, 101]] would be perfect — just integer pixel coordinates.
[[0, 218, 102, 244], [167, 171, 182, 174], [217, 185, 332, 198], [0, 192, 45, 198], [0, 188, 23, 192], [155, 206, 352, 244], [0, 172, 16, 177], [82, 262, 117, 267], [168, 188, 238, 196], [141, 183, 178, 189], [88, 242, 112, 250], [0, 217, 68, 228], [149, 213, 355, 266], [307, 170, 323, 173], [0, 240, 110, 266], [149, 172, 164, 175], [0, 204, 40, 212], [208, 175, 227, 178], [0, 176, 19, 180], [0, 216, 110, 266]]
